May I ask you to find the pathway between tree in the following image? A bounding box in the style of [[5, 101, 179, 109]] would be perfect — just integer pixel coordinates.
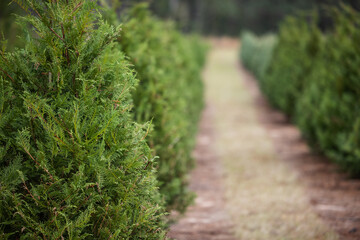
[[169, 40, 360, 239]]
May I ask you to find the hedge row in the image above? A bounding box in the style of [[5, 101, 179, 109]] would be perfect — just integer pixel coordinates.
[[241, 5, 360, 176], [116, 5, 206, 213], [0, 1, 206, 239]]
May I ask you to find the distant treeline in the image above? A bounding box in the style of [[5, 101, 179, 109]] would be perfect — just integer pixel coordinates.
[[240, 4, 360, 176], [148, 0, 360, 35], [1, 0, 360, 38]]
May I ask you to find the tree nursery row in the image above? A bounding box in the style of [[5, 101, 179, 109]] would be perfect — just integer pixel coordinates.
[[241, 4, 360, 176], [0, 0, 207, 239]]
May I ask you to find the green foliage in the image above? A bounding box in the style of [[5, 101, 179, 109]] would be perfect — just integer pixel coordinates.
[[240, 31, 277, 81], [296, 5, 360, 175], [242, 4, 360, 176], [0, 0, 165, 238], [115, 4, 206, 213], [263, 14, 321, 116]]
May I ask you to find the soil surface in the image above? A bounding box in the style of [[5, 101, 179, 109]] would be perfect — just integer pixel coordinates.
[[168, 41, 360, 240], [167, 104, 236, 240], [240, 65, 360, 240]]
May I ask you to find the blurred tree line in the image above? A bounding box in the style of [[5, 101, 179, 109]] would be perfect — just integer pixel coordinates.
[[0, 0, 22, 49], [1, 0, 360, 41], [147, 0, 360, 35]]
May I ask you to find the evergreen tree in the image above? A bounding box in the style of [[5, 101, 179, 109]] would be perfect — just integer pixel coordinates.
[[101, 3, 206, 213], [0, 0, 165, 239], [117, 5, 205, 213]]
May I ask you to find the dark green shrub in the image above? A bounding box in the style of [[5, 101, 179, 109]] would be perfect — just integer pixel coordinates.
[[0, 0, 165, 238], [263, 14, 321, 116], [116, 4, 206, 213], [296, 5, 360, 175], [244, 4, 360, 176]]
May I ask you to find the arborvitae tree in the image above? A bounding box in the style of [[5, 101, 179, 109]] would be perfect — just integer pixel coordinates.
[[264, 13, 321, 116], [118, 5, 205, 213], [0, 0, 165, 239], [102, 3, 206, 213], [296, 5, 360, 175], [245, 4, 360, 176]]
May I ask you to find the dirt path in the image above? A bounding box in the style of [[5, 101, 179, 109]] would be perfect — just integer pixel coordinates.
[[167, 102, 236, 240], [240, 65, 360, 240], [167, 40, 238, 240], [169, 41, 360, 240]]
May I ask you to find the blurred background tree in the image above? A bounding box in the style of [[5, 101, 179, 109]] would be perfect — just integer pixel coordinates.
[[1, 0, 360, 42], [0, 0, 22, 49], [147, 0, 360, 35]]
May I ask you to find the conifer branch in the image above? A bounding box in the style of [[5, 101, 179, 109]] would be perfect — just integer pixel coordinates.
[[48, 26, 65, 42], [29, 1, 65, 43], [76, 193, 92, 211], [54, 113, 73, 138], [141, 124, 151, 141], [0, 50, 9, 64], [72, 73, 78, 97], [98, 205, 109, 235], [41, 231, 48, 240], [109, 82, 130, 107], [121, 105, 131, 114], [30, 109, 37, 145], [23, 147, 54, 182], [65, 48, 70, 65], [27, 1, 42, 19], [72, 1, 84, 15], [23, 181, 39, 205], [54, 228, 65, 240], [0, 67, 15, 83], [61, 24, 65, 40], [144, 160, 150, 170], [29, 102, 68, 147]]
